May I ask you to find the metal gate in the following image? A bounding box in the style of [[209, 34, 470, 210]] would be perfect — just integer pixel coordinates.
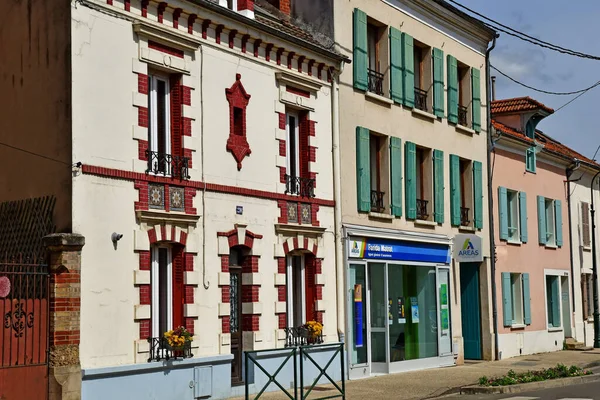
[[0, 257, 50, 400]]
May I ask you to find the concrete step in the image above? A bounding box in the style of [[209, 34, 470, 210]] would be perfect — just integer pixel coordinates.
[[565, 340, 592, 351]]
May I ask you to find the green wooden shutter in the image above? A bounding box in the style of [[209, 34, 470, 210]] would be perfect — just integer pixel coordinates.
[[390, 137, 403, 217], [353, 8, 368, 91], [473, 161, 483, 229], [471, 68, 481, 133], [405, 141, 417, 219], [498, 187, 508, 240], [447, 55, 458, 124], [555, 200, 563, 247], [402, 33, 415, 108], [526, 147, 537, 172], [433, 149, 444, 223], [432, 48, 444, 118], [523, 273, 531, 325], [551, 277, 560, 327], [519, 192, 528, 243], [537, 195, 547, 245], [501, 272, 513, 327], [389, 27, 404, 104], [449, 154, 460, 226], [356, 127, 371, 212]]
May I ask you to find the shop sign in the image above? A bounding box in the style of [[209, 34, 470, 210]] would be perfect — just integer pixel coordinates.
[[453, 234, 483, 262], [348, 238, 450, 264]]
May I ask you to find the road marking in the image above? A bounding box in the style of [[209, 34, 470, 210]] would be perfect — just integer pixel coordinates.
[[500, 397, 539, 400]]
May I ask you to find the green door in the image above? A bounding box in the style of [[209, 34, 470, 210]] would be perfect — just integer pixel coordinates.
[[460, 263, 482, 360]]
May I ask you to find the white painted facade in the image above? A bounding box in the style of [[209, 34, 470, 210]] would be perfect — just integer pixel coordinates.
[[69, 0, 343, 397]]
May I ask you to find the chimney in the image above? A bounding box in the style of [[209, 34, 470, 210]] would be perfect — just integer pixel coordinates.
[[236, 0, 255, 18], [491, 76, 496, 101], [264, 0, 291, 15]]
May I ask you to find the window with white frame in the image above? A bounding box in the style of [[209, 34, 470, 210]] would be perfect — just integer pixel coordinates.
[[507, 190, 520, 242], [545, 275, 561, 328], [286, 110, 299, 180], [152, 246, 172, 338], [148, 74, 171, 173], [510, 273, 524, 325], [287, 254, 305, 328], [545, 198, 556, 246]]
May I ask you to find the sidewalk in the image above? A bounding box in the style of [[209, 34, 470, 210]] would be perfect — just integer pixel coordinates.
[[230, 350, 600, 400]]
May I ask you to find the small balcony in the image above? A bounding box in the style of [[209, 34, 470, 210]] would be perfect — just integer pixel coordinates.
[[416, 198, 429, 220], [414, 88, 428, 112], [458, 105, 468, 127], [460, 207, 470, 226], [285, 175, 315, 198], [368, 68, 384, 96], [147, 337, 193, 362], [283, 326, 324, 348], [146, 151, 190, 180], [370, 190, 385, 213]]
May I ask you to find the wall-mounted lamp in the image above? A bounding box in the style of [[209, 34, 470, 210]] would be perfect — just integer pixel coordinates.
[[111, 232, 123, 250]]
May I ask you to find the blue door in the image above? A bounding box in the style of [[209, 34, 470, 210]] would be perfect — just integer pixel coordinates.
[[460, 262, 482, 360]]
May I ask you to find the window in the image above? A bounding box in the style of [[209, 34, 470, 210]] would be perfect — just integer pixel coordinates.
[[545, 275, 561, 328], [226, 0, 237, 10], [285, 110, 313, 197], [148, 74, 171, 173], [510, 273, 524, 325], [459, 159, 473, 226], [415, 147, 432, 220], [545, 198, 556, 246], [506, 190, 520, 242], [525, 120, 537, 173], [287, 255, 305, 327], [366, 20, 387, 96], [581, 202, 591, 248], [457, 62, 471, 127], [582, 273, 594, 320], [413, 41, 431, 112], [151, 246, 172, 338], [370, 133, 386, 213], [233, 108, 244, 136]]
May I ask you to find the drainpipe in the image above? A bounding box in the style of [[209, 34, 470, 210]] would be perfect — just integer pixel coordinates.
[[485, 34, 499, 360], [332, 62, 345, 344], [566, 161, 581, 333], [590, 170, 600, 348]]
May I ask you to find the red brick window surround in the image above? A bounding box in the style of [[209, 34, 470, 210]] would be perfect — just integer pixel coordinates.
[[225, 74, 252, 170]]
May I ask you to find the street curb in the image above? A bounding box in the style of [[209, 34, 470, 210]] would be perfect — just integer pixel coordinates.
[[461, 374, 600, 394]]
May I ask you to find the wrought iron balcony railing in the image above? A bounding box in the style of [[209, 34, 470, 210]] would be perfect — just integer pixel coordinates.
[[416, 198, 429, 220], [371, 190, 385, 213], [285, 175, 315, 198], [458, 105, 468, 127], [146, 151, 190, 180], [283, 326, 324, 348], [368, 68, 385, 96], [414, 88, 428, 112], [147, 337, 193, 362], [460, 207, 470, 226]]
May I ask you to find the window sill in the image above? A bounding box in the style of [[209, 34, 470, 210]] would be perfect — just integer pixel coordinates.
[[545, 244, 558, 250], [511, 323, 526, 330], [525, 169, 537, 174], [583, 245, 592, 252], [369, 212, 394, 221], [456, 124, 475, 136], [459, 225, 475, 232], [365, 91, 393, 106], [507, 240, 522, 246], [414, 219, 437, 227], [547, 327, 563, 332], [411, 108, 436, 122]]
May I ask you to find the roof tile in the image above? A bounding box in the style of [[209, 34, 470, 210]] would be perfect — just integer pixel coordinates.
[[491, 97, 554, 115]]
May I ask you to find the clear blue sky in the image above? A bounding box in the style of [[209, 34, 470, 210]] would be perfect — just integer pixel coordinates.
[[458, 0, 600, 160]]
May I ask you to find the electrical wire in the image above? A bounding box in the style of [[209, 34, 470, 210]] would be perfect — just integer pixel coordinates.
[[491, 65, 600, 96], [555, 87, 597, 112], [0, 141, 77, 167], [447, 0, 600, 60]]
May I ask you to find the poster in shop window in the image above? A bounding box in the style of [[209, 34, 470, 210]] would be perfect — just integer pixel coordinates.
[[397, 297, 406, 323], [410, 297, 419, 323], [388, 298, 393, 325]]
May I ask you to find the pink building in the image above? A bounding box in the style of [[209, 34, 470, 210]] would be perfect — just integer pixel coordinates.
[[491, 97, 575, 358]]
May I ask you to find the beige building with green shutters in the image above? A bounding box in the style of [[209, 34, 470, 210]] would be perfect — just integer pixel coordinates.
[[319, 0, 496, 378]]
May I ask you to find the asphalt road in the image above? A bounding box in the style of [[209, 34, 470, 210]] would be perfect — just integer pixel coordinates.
[[443, 380, 600, 400]]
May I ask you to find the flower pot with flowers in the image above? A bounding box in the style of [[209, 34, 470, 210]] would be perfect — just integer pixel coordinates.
[[163, 326, 193, 353], [304, 321, 323, 345]]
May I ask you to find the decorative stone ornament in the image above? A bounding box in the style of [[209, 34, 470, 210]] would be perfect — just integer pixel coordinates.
[[225, 74, 252, 170]]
